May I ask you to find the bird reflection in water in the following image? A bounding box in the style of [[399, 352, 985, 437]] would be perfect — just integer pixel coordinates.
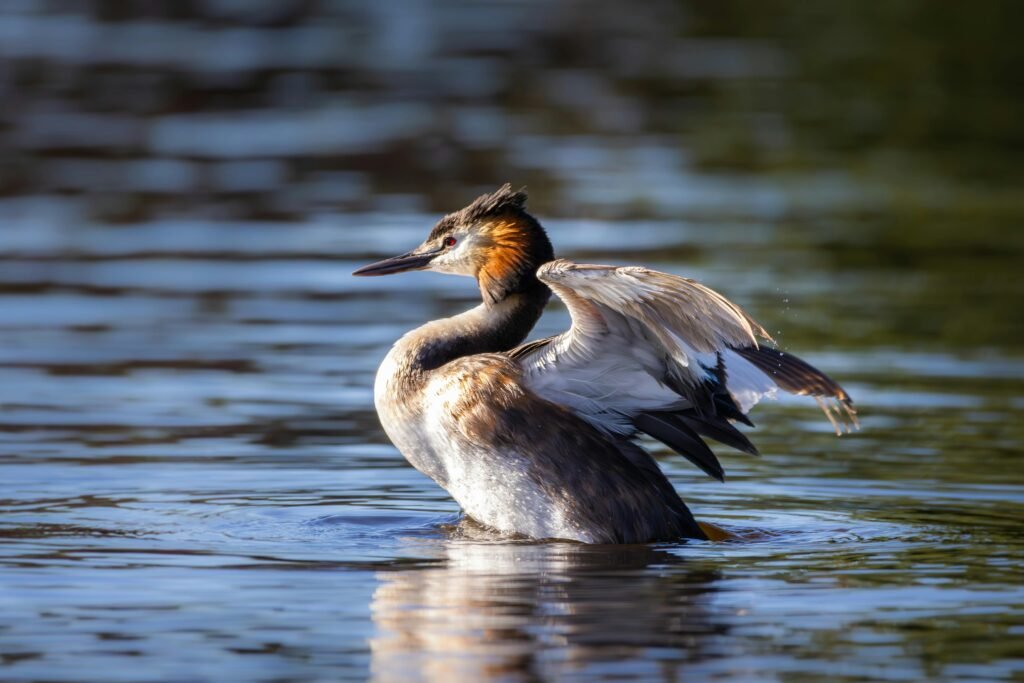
[[369, 531, 724, 682]]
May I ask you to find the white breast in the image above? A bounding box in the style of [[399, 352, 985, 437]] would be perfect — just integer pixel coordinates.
[[419, 403, 596, 543], [373, 345, 444, 484], [375, 350, 595, 543]]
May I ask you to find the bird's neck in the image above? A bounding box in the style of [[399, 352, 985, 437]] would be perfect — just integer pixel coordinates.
[[393, 210, 554, 380], [399, 282, 550, 374]]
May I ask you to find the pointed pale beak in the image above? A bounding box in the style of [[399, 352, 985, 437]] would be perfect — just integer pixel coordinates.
[[352, 246, 442, 276]]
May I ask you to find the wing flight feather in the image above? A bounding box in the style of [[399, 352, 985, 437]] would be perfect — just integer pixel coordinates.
[[510, 259, 857, 480]]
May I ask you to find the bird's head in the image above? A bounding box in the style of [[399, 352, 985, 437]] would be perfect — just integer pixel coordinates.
[[353, 184, 554, 304]]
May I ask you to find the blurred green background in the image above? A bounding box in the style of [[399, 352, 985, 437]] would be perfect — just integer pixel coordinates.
[[3, 0, 1022, 211], [4, 0, 1023, 348]]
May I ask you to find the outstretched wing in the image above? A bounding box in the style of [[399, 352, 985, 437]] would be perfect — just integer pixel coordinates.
[[511, 259, 856, 481]]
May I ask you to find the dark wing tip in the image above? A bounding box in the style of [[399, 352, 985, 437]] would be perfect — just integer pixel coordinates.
[[634, 412, 726, 482], [733, 345, 859, 434], [733, 346, 851, 403], [677, 414, 759, 456]]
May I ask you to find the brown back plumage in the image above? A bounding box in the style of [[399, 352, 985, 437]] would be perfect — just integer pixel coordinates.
[[432, 353, 707, 543]]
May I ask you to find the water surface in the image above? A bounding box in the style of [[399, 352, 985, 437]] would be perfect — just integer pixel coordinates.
[[2, 212, 1022, 682]]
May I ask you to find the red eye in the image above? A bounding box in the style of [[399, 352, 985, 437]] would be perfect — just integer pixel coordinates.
[[444, 236, 457, 247]]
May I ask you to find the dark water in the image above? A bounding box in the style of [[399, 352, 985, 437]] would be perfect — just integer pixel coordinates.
[[3, 2, 1024, 682]]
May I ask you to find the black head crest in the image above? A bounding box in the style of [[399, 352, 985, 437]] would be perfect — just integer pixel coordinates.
[[430, 184, 529, 239], [462, 184, 528, 221]]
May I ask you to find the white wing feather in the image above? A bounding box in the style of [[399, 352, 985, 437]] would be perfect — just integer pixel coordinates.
[[516, 259, 855, 435]]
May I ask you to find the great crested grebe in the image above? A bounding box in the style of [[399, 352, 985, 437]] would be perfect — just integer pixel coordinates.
[[354, 185, 857, 543]]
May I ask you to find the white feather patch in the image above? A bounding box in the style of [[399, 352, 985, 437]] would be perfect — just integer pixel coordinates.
[[722, 348, 778, 413]]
